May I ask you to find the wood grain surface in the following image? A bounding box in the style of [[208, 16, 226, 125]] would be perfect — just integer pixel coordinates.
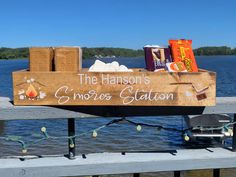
[[13, 69, 216, 106]]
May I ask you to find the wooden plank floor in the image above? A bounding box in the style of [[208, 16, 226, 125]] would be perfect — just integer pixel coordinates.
[[0, 148, 236, 177]]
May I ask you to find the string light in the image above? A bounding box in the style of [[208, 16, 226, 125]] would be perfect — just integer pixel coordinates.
[[69, 138, 75, 148], [0, 118, 235, 154], [41, 127, 49, 139], [92, 130, 98, 138], [224, 132, 231, 137], [136, 125, 142, 132], [41, 127, 46, 132], [22, 149, 27, 154], [184, 134, 190, 141], [228, 128, 233, 136]]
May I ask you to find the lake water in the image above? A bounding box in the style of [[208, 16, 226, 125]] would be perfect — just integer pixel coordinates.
[[0, 56, 236, 157]]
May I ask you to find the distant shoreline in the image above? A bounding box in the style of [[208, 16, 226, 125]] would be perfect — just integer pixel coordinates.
[[0, 46, 235, 60]]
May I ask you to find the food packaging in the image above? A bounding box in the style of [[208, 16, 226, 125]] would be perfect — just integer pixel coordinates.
[[166, 61, 187, 72], [169, 39, 198, 72], [143, 45, 172, 71]]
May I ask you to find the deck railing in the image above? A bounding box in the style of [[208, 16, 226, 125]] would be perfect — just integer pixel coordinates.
[[0, 96, 236, 177]]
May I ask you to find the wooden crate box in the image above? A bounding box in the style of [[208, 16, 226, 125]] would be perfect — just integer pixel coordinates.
[[54, 47, 82, 72], [12, 69, 216, 106], [29, 47, 54, 71]]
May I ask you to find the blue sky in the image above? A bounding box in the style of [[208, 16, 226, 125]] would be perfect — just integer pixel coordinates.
[[0, 0, 235, 49]]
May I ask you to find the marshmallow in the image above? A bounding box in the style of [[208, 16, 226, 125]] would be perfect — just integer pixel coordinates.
[[143, 45, 161, 48], [118, 65, 128, 71], [88, 60, 132, 72], [111, 61, 120, 70]]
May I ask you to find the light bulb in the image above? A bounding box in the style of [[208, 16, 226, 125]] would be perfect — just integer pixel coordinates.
[[228, 129, 233, 136], [22, 149, 27, 154], [41, 127, 46, 132], [136, 125, 142, 132], [224, 131, 231, 137], [70, 143, 75, 148], [184, 134, 190, 141], [92, 131, 97, 138]]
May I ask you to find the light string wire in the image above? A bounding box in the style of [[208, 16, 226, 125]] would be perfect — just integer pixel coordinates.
[[0, 118, 235, 153]]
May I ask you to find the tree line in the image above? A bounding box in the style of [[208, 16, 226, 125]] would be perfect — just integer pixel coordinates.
[[82, 47, 143, 59], [0, 47, 143, 59], [0, 47, 29, 59], [194, 46, 236, 56], [0, 46, 236, 59]]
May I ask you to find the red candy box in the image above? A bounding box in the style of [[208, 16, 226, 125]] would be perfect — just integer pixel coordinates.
[[169, 39, 198, 72]]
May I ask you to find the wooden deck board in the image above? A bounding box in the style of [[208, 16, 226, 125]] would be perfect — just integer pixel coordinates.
[[0, 148, 236, 177]]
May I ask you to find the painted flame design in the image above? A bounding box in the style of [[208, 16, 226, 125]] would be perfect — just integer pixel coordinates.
[[26, 84, 38, 98]]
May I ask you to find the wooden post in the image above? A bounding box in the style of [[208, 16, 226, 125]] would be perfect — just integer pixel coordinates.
[[213, 169, 220, 177], [233, 114, 236, 152], [68, 118, 76, 159], [133, 173, 140, 177], [174, 171, 180, 177]]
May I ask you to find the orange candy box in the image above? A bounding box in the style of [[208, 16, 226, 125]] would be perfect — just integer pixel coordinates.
[[169, 39, 198, 72]]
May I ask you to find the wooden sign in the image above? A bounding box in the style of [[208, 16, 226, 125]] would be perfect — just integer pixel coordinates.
[[12, 69, 216, 106]]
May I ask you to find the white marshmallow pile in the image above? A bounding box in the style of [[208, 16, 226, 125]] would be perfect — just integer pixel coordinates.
[[88, 60, 133, 72], [143, 45, 160, 48]]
